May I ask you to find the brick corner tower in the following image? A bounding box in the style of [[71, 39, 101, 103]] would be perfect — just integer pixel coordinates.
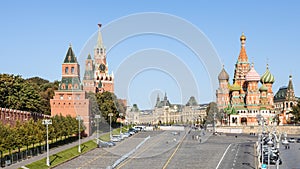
[[50, 44, 92, 136]]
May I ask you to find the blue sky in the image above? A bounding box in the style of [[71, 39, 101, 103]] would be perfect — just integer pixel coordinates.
[[0, 1, 299, 109]]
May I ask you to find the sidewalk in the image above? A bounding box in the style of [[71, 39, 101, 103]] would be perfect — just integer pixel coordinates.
[[4, 135, 97, 169]]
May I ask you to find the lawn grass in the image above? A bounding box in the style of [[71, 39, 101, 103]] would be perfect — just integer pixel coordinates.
[[25, 140, 97, 169], [25, 126, 133, 169]]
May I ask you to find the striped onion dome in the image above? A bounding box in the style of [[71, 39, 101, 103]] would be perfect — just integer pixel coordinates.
[[260, 64, 275, 84], [246, 63, 260, 81], [259, 85, 268, 91]]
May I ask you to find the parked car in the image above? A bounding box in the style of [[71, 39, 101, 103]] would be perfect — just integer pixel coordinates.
[[123, 132, 131, 138], [111, 135, 121, 142], [98, 140, 110, 148], [129, 128, 138, 133], [297, 138, 300, 143], [107, 141, 116, 147], [288, 137, 296, 143]]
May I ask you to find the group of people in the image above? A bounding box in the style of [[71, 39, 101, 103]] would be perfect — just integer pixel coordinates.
[[191, 134, 202, 143]]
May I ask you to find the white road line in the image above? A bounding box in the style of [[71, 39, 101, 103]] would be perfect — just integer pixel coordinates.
[[216, 144, 232, 169]]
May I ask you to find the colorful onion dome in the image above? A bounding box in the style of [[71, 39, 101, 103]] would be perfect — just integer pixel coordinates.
[[260, 64, 275, 84], [230, 82, 241, 91], [259, 85, 268, 91], [246, 64, 260, 81], [218, 66, 229, 80]]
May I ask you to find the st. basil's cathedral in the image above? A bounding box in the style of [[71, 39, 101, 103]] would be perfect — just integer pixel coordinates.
[[216, 33, 277, 126]]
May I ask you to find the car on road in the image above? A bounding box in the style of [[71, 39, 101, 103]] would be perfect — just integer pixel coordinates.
[[123, 132, 131, 138], [129, 128, 138, 133], [111, 135, 121, 142], [288, 137, 296, 143], [296, 138, 300, 143], [98, 140, 111, 148], [171, 131, 180, 135], [107, 141, 116, 147], [282, 138, 289, 145]]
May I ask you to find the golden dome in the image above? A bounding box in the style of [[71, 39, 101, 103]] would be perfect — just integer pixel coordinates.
[[240, 32, 246, 41]]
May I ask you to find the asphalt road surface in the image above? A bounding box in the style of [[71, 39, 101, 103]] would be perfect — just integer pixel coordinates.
[[55, 129, 259, 169]]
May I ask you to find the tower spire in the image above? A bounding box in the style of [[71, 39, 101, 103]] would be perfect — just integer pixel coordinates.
[[97, 23, 104, 48], [288, 75, 294, 91], [237, 32, 248, 63]]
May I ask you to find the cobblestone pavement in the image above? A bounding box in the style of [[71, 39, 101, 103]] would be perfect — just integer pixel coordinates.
[[53, 130, 260, 169]]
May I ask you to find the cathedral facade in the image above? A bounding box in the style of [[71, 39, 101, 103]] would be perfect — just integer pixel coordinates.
[[216, 33, 276, 126]]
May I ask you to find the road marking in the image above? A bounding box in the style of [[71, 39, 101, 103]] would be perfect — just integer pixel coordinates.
[[116, 133, 166, 169], [215, 144, 231, 169], [162, 130, 188, 169], [78, 133, 141, 169]]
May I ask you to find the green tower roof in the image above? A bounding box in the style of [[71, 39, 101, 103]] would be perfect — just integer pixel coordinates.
[[63, 45, 78, 63]]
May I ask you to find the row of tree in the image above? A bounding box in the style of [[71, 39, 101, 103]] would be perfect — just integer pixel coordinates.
[[0, 74, 58, 115], [0, 114, 83, 158]]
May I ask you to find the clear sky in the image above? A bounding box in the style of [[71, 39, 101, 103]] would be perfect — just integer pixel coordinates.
[[0, 1, 299, 109]]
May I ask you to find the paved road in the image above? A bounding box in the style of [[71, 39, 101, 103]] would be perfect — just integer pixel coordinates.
[[165, 132, 257, 169], [55, 129, 259, 169], [275, 141, 300, 169]]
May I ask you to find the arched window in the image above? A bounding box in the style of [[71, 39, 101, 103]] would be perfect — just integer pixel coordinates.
[[61, 83, 66, 89], [286, 102, 289, 108], [290, 102, 293, 108], [65, 67, 69, 74], [71, 67, 75, 74]]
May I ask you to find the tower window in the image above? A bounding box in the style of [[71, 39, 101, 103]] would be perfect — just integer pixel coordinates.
[[97, 48, 99, 54], [65, 67, 69, 74], [71, 67, 75, 74], [100, 48, 103, 54]]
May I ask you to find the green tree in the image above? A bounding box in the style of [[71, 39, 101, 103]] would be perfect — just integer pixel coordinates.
[[0, 74, 44, 112], [291, 100, 300, 123], [95, 92, 124, 124], [205, 102, 220, 124]]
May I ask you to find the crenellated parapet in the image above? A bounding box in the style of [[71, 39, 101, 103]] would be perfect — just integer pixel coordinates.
[[0, 107, 49, 126]]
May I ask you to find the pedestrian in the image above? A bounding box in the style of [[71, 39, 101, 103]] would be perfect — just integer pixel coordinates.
[[199, 139, 202, 143]]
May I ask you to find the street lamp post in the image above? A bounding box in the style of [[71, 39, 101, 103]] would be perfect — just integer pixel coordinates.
[[213, 112, 216, 134], [95, 115, 101, 145], [42, 119, 52, 167], [267, 133, 273, 169], [76, 116, 82, 153], [119, 113, 123, 135], [108, 113, 113, 140]]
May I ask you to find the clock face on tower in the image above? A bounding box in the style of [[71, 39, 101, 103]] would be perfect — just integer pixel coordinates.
[[99, 63, 106, 72]]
